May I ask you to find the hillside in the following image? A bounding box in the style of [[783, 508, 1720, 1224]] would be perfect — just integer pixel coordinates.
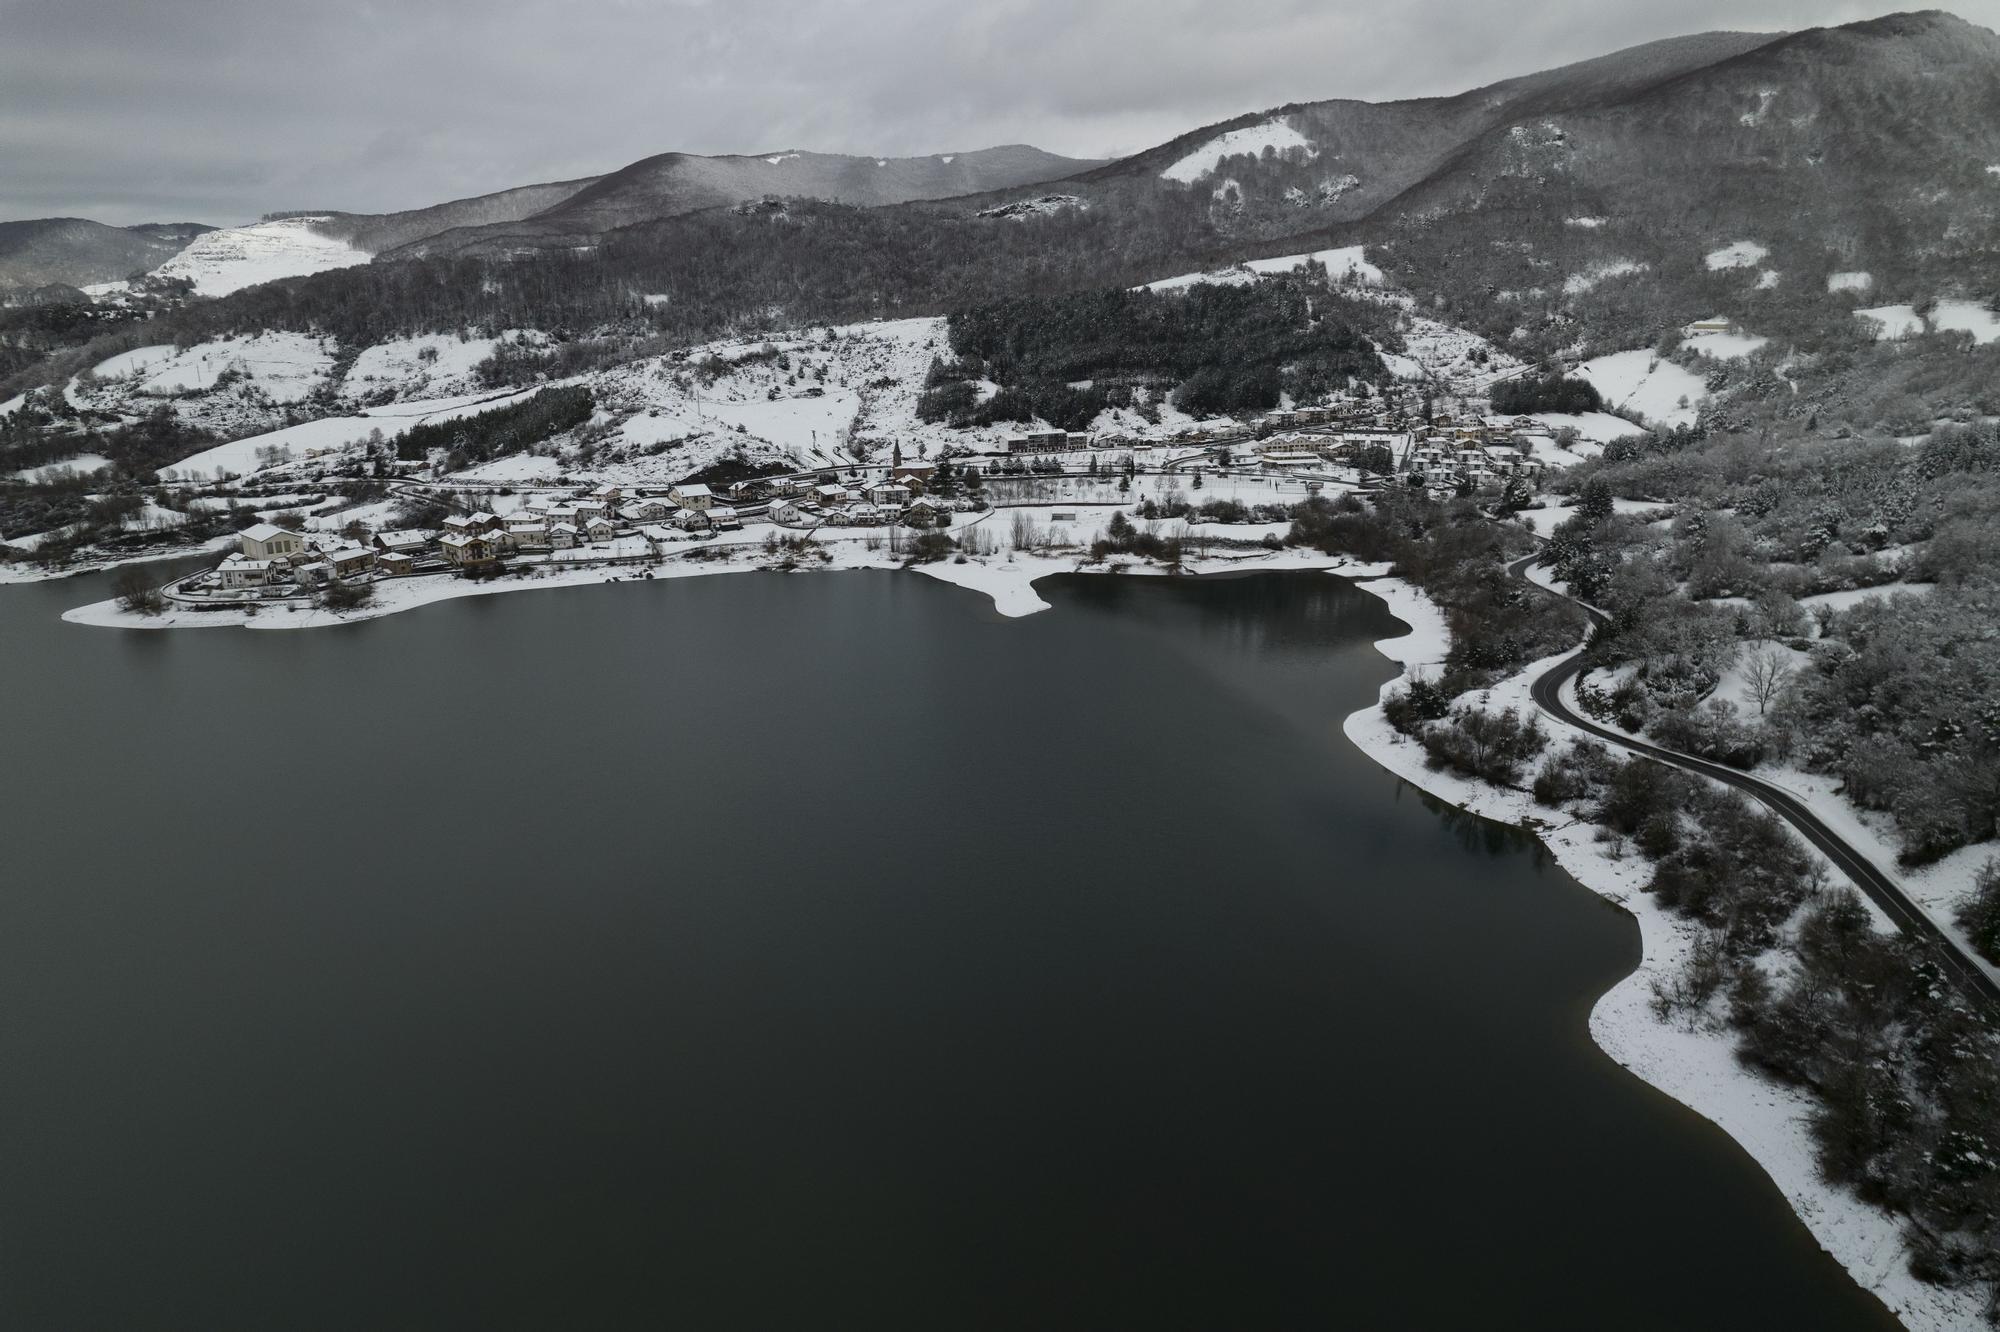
[[0, 218, 215, 291], [382, 144, 1104, 258], [294, 176, 602, 254], [1077, 11, 2000, 356]]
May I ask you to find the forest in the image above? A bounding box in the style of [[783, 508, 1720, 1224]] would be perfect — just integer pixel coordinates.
[[917, 273, 1397, 430], [391, 385, 594, 468]]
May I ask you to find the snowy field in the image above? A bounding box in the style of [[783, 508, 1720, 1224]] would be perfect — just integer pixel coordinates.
[[1931, 299, 2000, 344], [11, 453, 110, 481], [1704, 240, 1768, 270], [1683, 327, 1769, 360], [1856, 305, 1923, 339], [1826, 271, 1874, 293], [1575, 351, 1707, 428], [148, 217, 371, 297]]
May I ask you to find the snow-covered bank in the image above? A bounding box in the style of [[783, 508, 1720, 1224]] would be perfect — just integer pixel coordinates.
[[1338, 579, 1982, 1332], [61, 523, 1376, 632]]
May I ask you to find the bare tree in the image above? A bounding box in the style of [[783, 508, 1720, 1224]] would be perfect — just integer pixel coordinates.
[[1745, 647, 1793, 717], [113, 566, 164, 616]]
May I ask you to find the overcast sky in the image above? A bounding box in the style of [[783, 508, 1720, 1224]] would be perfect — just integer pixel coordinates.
[[4, 0, 1994, 225]]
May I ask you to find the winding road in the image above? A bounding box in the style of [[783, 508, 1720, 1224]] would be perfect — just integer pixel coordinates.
[[1505, 551, 2000, 1010]]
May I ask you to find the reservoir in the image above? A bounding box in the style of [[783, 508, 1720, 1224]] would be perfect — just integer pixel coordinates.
[[0, 564, 1895, 1330]]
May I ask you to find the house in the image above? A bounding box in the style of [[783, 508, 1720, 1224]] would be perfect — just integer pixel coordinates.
[[322, 545, 375, 577], [239, 522, 304, 560], [372, 529, 434, 555], [585, 516, 618, 541], [217, 553, 279, 589], [904, 498, 943, 525], [1064, 432, 1092, 451], [674, 508, 711, 532], [573, 500, 610, 523], [376, 551, 416, 577], [771, 499, 814, 525], [813, 483, 848, 506], [293, 560, 333, 586], [622, 499, 672, 523], [467, 510, 501, 532], [549, 522, 581, 549], [588, 484, 622, 503], [892, 462, 936, 483], [708, 505, 741, 530], [442, 514, 478, 535], [865, 482, 911, 507], [670, 482, 714, 511], [505, 517, 547, 546], [440, 532, 498, 566]]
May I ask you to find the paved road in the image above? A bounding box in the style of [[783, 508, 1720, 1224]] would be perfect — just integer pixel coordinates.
[[1505, 551, 2000, 1009]]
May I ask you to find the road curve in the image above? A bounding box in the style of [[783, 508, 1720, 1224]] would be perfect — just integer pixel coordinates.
[[1504, 551, 2000, 1010]]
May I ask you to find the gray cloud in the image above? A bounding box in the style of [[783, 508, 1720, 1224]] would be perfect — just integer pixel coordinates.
[[4, 0, 1995, 224]]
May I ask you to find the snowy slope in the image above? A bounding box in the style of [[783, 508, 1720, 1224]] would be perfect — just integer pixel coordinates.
[[1145, 246, 1382, 292], [1576, 351, 1707, 427], [1161, 118, 1314, 184], [149, 217, 370, 297]]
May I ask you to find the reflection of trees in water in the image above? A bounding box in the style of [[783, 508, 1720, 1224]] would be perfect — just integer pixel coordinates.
[[1401, 779, 1546, 863], [1048, 570, 1395, 654]]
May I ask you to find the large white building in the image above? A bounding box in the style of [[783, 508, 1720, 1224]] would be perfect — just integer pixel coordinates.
[[238, 522, 304, 561]]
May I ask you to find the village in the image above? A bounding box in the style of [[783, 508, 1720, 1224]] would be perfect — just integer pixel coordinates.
[[178, 387, 1588, 604]]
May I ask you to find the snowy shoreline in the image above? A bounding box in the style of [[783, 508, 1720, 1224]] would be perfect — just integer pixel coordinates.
[[59, 528, 1379, 632], [1336, 577, 1978, 1332]]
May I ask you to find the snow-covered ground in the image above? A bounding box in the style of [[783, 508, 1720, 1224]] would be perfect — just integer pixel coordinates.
[[1826, 271, 1874, 294], [1798, 581, 1935, 613], [1161, 117, 1314, 183], [1339, 583, 1987, 1332], [162, 387, 542, 480], [1562, 259, 1647, 295], [90, 344, 179, 380], [1704, 241, 1769, 270], [343, 332, 503, 399], [1856, 305, 1924, 339], [11, 453, 110, 481], [147, 216, 371, 297], [1143, 245, 1382, 293], [1684, 327, 1769, 360], [1575, 351, 1708, 428], [1931, 299, 2000, 345]]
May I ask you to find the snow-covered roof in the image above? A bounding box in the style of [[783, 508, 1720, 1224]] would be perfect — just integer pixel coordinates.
[[242, 522, 292, 542], [674, 483, 713, 498]]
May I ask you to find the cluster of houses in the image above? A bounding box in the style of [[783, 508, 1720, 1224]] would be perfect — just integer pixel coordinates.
[[215, 522, 379, 591], [761, 460, 962, 528]]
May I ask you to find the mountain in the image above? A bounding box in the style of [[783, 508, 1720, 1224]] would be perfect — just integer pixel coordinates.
[[379, 144, 1104, 259], [1081, 27, 1788, 226], [0, 217, 217, 291], [291, 176, 602, 255], [961, 10, 1994, 358]]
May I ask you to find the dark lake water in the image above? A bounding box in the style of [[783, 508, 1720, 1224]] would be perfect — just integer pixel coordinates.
[[0, 563, 1895, 1330]]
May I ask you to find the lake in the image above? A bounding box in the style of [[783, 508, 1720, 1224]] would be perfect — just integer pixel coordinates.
[[0, 563, 1895, 1330]]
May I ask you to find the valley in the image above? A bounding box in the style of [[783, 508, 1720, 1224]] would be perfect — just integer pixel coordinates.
[[5, 8, 2000, 1329]]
